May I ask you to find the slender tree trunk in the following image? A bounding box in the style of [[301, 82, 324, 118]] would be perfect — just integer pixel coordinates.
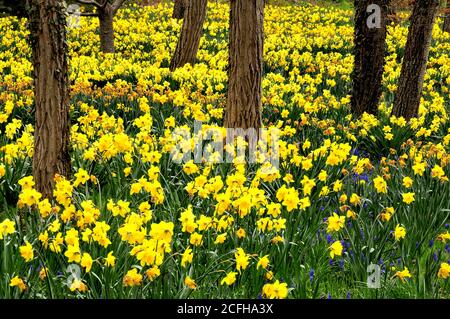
[[170, 0, 207, 71], [351, 0, 389, 116], [29, 0, 71, 199], [224, 0, 263, 132], [172, 0, 185, 19], [444, 0, 450, 33], [391, 0, 439, 119], [97, 4, 115, 53]]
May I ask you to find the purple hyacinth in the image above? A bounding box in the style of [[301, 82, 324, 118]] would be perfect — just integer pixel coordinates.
[[309, 269, 315, 283], [326, 234, 333, 243], [338, 258, 345, 270], [433, 253, 438, 262]]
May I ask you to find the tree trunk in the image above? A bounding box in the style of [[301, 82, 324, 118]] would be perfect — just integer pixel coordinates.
[[444, 0, 450, 33], [351, 0, 389, 116], [29, 0, 71, 199], [169, 0, 207, 71], [98, 4, 115, 53], [386, 1, 399, 25], [391, 0, 439, 120], [223, 0, 263, 132], [172, 0, 185, 19]]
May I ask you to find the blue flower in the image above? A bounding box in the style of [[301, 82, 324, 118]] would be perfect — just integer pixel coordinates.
[[309, 269, 315, 283], [338, 258, 344, 270], [326, 234, 333, 244], [341, 240, 347, 253], [359, 173, 369, 182], [433, 253, 438, 262]]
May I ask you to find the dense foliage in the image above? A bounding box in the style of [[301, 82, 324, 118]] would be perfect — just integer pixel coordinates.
[[0, 2, 449, 298]]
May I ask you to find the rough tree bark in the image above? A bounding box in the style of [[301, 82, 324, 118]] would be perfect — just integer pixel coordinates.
[[169, 0, 208, 71], [351, 0, 389, 116], [97, 3, 116, 53], [172, 0, 185, 19], [28, 0, 72, 198], [444, 0, 450, 33], [223, 0, 264, 132], [391, 0, 439, 119]]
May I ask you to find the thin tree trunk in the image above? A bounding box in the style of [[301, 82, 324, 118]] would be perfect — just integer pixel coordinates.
[[172, 0, 185, 19], [170, 0, 207, 71], [224, 0, 263, 132], [98, 4, 115, 53], [351, 0, 389, 116], [444, 0, 450, 33], [29, 0, 71, 199], [391, 0, 439, 119]]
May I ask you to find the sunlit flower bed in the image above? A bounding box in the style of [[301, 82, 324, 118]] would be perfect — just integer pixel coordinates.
[[0, 2, 449, 298]]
